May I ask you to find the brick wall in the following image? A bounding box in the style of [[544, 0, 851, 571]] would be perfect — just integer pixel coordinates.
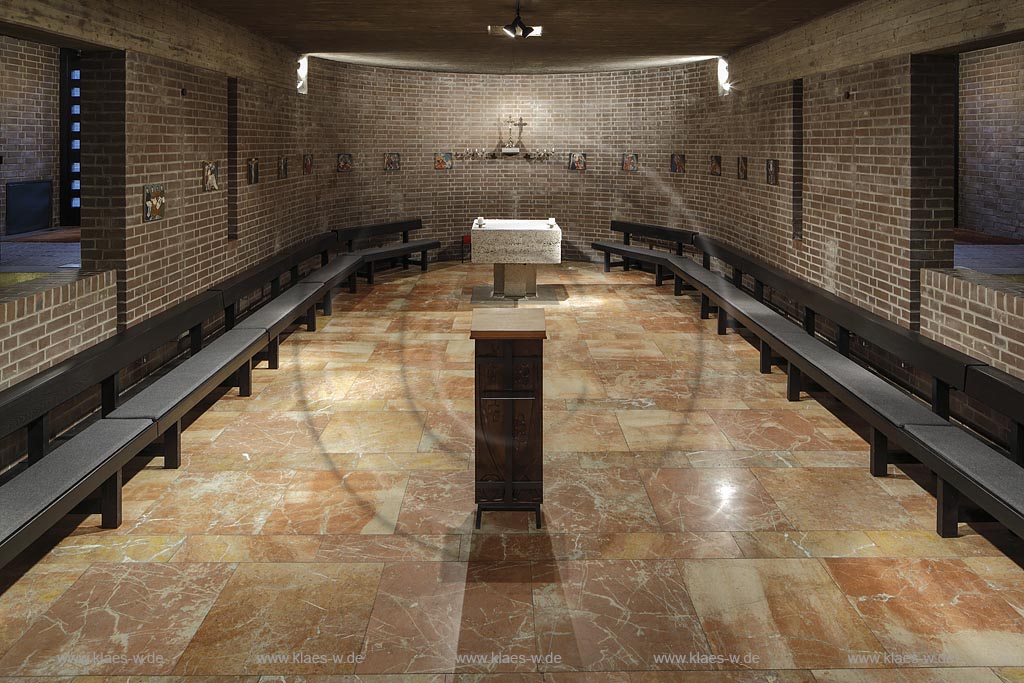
[[921, 269, 1024, 381], [959, 41, 1024, 240], [0, 271, 118, 391], [0, 35, 60, 236]]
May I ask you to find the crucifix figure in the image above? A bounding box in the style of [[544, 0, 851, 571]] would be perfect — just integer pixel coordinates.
[[504, 116, 517, 147], [514, 116, 528, 145]]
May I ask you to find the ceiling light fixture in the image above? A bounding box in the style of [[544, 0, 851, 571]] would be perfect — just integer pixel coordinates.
[[503, 1, 535, 38]]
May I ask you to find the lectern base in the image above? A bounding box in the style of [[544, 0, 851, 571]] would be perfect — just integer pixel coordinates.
[[475, 502, 543, 529]]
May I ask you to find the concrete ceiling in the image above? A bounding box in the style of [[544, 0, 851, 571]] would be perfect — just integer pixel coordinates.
[[189, 0, 862, 74]]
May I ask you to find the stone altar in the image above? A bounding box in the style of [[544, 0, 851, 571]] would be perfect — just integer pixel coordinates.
[[471, 218, 562, 298]]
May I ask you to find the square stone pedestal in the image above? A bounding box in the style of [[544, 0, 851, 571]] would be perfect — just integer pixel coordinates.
[[493, 264, 537, 298]]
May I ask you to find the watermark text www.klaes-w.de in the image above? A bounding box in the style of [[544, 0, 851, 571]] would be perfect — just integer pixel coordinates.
[[653, 652, 762, 666], [848, 652, 955, 665]]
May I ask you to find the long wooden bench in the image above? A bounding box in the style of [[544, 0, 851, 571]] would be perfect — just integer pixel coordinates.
[[335, 219, 439, 285], [0, 223, 437, 571], [592, 220, 698, 285], [653, 247, 1024, 540]]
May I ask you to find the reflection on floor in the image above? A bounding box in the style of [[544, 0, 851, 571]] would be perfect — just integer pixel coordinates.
[[2, 262, 1024, 680]]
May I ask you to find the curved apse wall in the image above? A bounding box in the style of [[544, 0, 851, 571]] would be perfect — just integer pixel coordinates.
[[304, 57, 796, 264]]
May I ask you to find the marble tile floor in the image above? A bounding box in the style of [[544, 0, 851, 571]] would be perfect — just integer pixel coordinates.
[[2, 262, 1024, 681]]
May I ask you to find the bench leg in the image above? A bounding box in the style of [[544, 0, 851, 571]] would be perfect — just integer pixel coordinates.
[[224, 303, 237, 330], [421, 250, 428, 271], [306, 306, 317, 332], [786, 364, 803, 402], [237, 359, 253, 397], [674, 276, 683, 296], [759, 340, 773, 374], [700, 294, 715, 320], [367, 262, 375, 285], [349, 274, 358, 293], [931, 378, 950, 420], [837, 327, 851, 357], [936, 477, 960, 538], [1012, 422, 1023, 466], [604, 251, 611, 272], [321, 290, 333, 316], [27, 415, 49, 464], [101, 374, 120, 416], [656, 264, 665, 286], [100, 468, 123, 529], [869, 429, 889, 477], [402, 254, 410, 270], [623, 258, 630, 272], [271, 276, 281, 298], [164, 422, 181, 469], [268, 336, 280, 370], [190, 323, 203, 355], [717, 311, 729, 335]]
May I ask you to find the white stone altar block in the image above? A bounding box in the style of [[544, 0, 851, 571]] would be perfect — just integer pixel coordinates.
[[472, 218, 562, 298]]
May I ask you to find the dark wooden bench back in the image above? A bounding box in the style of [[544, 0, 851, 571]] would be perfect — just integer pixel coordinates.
[[610, 220, 697, 253], [335, 219, 424, 250], [210, 233, 338, 312], [0, 290, 224, 460]]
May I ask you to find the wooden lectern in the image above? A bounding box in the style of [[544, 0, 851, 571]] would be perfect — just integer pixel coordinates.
[[469, 308, 546, 528]]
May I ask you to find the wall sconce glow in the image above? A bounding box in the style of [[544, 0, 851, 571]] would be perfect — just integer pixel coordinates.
[[717, 57, 732, 94], [297, 56, 309, 95]]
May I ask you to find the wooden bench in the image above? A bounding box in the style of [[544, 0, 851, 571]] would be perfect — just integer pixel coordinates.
[[0, 419, 157, 568], [592, 220, 698, 285], [659, 249, 1024, 541], [0, 232, 365, 571], [335, 219, 440, 285]]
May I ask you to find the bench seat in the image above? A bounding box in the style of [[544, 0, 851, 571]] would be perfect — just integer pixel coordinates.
[[357, 238, 440, 284], [300, 253, 364, 315], [592, 241, 676, 285], [235, 283, 325, 338], [906, 424, 1024, 538], [108, 329, 266, 467], [0, 418, 157, 567]]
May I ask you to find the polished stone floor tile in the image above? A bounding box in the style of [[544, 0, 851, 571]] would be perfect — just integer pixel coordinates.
[[454, 562, 536, 672], [542, 410, 629, 453], [316, 534, 461, 562], [681, 559, 885, 669], [127, 471, 294, 535], [358, 562, 469, 674], [616, 410, 733, 452], [641, 468, 792, 532], [262, 471, 409, 535], [0, 564, 85, 658], [176, 562, 382, 674], [752, 468, 920, 530], [531, 560, 711, 671], [541, 469, 661, 533], [169, 535, 323, 563], [708, 410, 863, 451], [0, 563, 235, 675], [319, 411, 428, 453], [811, 669, 1007, 682], [825, 558, 1024, 666]]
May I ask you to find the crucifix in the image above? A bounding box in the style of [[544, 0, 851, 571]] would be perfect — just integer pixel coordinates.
[[504, 116, 517, 148], [514, 116, 528, 145]]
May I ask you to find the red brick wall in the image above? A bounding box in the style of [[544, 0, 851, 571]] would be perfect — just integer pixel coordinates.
[[0, 36, 60, 236], [959, 41, 1024, 241]]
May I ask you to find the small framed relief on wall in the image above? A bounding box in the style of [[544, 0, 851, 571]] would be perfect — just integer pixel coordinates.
[[303, 154, 313, 175], [568, 152, 587, 171], [247, 158, 259, 184], [737, 156, 748, 180], [766, 159, 780, 186], [670, 153, 685, 173], [144, 184, 165, 222], [278, 156, 289, 179], [708, 155, 722, 177], [202, 161, 220, 191], [337, 154, 353, 172], [434, 152, 453, 170], [621, 153, 639, 172], [384, 152, 401, 171]]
